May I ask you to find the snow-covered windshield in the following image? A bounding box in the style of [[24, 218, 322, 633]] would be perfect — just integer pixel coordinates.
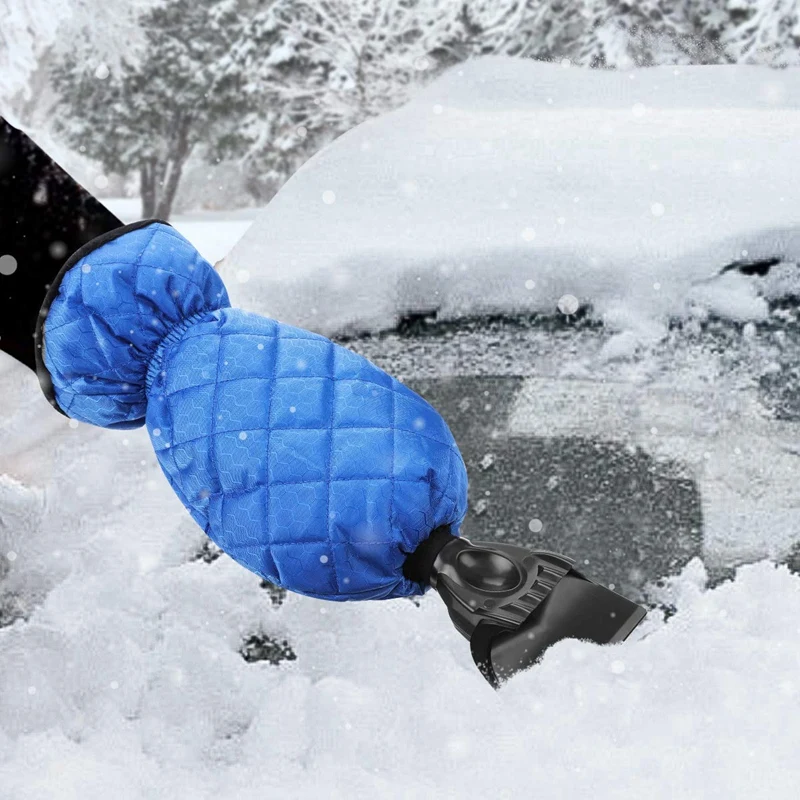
[[222, 56, 800, 594]]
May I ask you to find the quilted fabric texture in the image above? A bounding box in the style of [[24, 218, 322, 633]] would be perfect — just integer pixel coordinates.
[[43, 222, 468, 601]]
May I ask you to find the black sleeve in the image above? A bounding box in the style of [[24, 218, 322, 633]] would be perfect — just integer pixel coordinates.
[[0, 116, 123, 372]]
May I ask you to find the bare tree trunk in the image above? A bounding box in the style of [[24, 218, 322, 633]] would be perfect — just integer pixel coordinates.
[[154, 117, 192, 220], [140, 161, 156, 218], [153, 158, 167, 216]]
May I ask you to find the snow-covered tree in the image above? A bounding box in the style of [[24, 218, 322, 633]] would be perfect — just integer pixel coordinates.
[[232, 0, 464, 200], [2, 0, 153, 120], [456, 1, 587, 62], [720, 0, 800, 66], [576, 0, 730, 68], [422, 1, 729, 69], [262, 0, 459, 125], [51, 0, 252, 219], [0, 0, 70, 107], [54, 1, 155, 70]]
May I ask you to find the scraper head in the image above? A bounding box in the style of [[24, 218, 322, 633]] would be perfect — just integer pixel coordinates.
[[403, 527, 647, 688]]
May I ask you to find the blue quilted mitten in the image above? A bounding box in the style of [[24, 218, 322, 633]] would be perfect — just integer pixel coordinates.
[[39, 221, 468, 601]]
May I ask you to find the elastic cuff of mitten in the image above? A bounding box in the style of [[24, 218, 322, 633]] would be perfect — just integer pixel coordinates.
[[34, 219, 168, 415], [402, 525, 457, 585], [144, 309, 210, 393]]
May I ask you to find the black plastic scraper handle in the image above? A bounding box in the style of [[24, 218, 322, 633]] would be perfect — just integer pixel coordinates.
[[404, 527, 647, 688]]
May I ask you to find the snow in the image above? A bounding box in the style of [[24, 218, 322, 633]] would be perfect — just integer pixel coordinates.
[[4, 57, 800, 797], [2, 386, 800, 798], [105, 198, 259, 266], [0, 0, 68, 109], [222, 58, 800, 347], [508, 375, 800, 568]]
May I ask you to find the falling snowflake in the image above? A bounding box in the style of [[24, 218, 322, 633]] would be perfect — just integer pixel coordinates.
[[557, 294, 579, 315], [49, 241, 67, 259]]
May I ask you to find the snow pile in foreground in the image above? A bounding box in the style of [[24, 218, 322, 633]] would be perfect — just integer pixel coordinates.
[[1, 360, 800, 798], [223, 58, 800, 345]]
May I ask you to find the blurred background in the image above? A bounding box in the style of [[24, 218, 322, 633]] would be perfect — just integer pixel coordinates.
[[2, 0, 798, 219]]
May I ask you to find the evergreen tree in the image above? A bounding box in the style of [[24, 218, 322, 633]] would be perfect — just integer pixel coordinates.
[[51, 0, 252, 219]]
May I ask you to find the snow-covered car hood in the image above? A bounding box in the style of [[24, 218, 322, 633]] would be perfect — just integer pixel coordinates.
[[222, 57, 800, 349]]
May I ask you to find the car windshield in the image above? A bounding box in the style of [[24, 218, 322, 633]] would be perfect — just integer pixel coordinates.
[[345, 296, 800, 599]]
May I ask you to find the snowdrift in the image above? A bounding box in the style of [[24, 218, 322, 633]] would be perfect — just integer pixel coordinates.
[[223, 58, 800, 343]]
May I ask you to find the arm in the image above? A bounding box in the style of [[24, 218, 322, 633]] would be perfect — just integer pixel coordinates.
[[0, 116, 122, 373]]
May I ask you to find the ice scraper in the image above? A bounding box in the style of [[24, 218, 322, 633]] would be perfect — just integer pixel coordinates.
[[404, 526, 647, 687], [0, 117, 646, 687]]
